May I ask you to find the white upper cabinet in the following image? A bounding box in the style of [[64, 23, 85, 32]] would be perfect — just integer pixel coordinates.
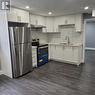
[[45, 17, 54, 33], [55, 14, 83, 33], [75, 14, 83, 32], [30, 14, 45, 26], [36, 15, 45, 26], [7, 8, 29, 23], [45, 17, 61, 33], [44, 15, 76, 33], [30, 15, 36, 25], [55, 15, 75, 25], [17, 9, 29, 23], [54, 17, 60, 32], [53, 15, 75, 33], [55, 16, 65, 25], [7, 8, 17, 22], [66, 15, 75, 25]]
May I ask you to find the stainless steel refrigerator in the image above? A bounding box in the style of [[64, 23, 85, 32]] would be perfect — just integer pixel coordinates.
[[8, 27, 32, 78]]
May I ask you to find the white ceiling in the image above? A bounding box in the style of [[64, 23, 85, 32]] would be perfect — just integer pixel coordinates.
[[11, 0, 95, 16]]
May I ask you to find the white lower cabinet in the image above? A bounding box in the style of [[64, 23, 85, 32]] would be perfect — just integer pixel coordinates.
[[49, 45, 82, 65], [32, 47, 37, 68], [62, 47, 73, 62], [49, 45, 55, 59], [72, 47, 82, 65], [55, 46, 63, 60]]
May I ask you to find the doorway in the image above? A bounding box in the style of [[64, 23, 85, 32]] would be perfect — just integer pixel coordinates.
[[84, 19, 95, 63]]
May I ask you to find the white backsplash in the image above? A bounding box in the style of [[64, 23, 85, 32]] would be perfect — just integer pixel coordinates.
[[31, 29, 48, 43], [48, 33, 61, 43], [47, 26, 83, 44], [31, 26, 83, 45]]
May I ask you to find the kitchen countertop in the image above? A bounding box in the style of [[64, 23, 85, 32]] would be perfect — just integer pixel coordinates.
[[32, 46, 37, 49], [40, 43, 83, 47]]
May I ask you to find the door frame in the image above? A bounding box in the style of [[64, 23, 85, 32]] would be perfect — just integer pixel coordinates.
[[83, 18, 95, 62]]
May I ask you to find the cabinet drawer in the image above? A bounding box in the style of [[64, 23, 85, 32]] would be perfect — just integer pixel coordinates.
[[32, 62, 37, 67], [32, 50, 37, 54], [32, 57, 37, 63], [32, 54, 37, 57]]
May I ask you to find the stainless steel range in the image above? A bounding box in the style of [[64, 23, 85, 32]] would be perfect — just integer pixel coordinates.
[[37, 44, 48, 67], [32, 39, 48, 67]]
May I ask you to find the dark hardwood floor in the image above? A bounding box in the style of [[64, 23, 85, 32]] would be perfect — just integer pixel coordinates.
[[0, 50, 95, 95]]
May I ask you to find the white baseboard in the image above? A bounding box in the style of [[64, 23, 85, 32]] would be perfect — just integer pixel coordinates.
[[0, 70, 3, 75], [85, 48, 95, 51], [50, 58, 82, 66]]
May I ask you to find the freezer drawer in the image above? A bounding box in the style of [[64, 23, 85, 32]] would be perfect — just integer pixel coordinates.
[[11, 43, 32, 78], [22, 44, 32, 74]]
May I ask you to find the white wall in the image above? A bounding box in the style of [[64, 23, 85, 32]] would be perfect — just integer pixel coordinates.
[[0, 11, 12, 77], [0, 53, 1, 70], [31, 29, 48, 43]]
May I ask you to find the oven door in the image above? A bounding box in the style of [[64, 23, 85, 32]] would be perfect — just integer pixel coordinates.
[[37, 46, 48, 67]]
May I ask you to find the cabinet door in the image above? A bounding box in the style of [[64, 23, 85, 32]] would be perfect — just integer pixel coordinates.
[[36, 16, 45, 26], [54, 17, 59, 32], [7, 8, 17, 22], [20, 11, 29, 23], [60, 16, 75, 25], [30, 15, 45, 26], [72, 47, 79, 63], [49, 45, 56, 59], [45, 17, 54, 32], [67, 15, 75, 24], [56, 16, 66, 25], [63, 47, 73, 62], [49, 45, 63, 60], [75, 14, 82, 32], [72, 47, 82, 64], [17, 9, 29, 23], [49, 45, 54, 59], [55, 46, 63, 60], [7, 8, 29, 23], [54, 15, 75, 28], [16, 9, 22, 22], [30, 15, 36, 25], [32, 48, 37, 67]]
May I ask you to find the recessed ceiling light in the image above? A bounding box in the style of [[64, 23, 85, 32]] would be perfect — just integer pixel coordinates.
[[25, 6, 30, 9], [48, 12, 52, 15], [84, 6, 89, 10]]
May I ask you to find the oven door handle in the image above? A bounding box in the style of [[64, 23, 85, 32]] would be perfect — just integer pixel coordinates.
[[39, 59, 43, 62], [38, 46, 48, 49]]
